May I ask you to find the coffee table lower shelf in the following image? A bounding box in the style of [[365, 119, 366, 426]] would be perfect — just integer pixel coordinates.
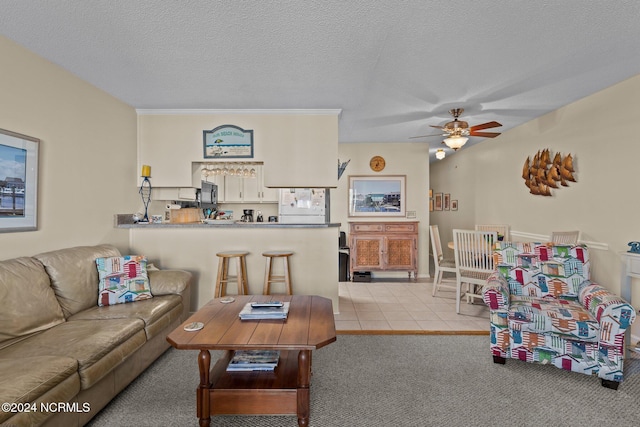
[[201, 350, 307, 418]]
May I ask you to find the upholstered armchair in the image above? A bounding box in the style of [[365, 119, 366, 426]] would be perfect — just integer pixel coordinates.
[[482, 242, 636, 389]]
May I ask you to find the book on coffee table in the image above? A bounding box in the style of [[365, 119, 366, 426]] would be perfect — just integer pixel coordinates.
[[226, 350, 280, 371], [238, 302, 290, 320]]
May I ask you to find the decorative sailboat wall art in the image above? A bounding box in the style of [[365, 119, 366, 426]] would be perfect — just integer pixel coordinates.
[[522, 149, 576, 196]]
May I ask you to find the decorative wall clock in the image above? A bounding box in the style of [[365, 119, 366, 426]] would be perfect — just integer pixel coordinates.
[[369, 155, 386, 172]]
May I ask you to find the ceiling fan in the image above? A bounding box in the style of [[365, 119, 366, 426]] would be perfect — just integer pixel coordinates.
[[411, 108, 502, 150]]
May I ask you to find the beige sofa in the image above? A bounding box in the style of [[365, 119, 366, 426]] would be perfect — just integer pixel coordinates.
[[0, 244, 192, 427]]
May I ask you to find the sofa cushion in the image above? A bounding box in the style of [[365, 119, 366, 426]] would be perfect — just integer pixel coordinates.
[[0, 318, 146, 389], [509, 296, 599, 342], [0, 356, 79, 424], [0, 257, 65, 347], [69, 294, 183, 339], [96, 255, 153, 306], [148, 269, 191, 295], [34, 244, 121, 317]]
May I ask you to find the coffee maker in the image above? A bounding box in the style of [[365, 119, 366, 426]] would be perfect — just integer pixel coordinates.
[[241, 209, 254, 222]]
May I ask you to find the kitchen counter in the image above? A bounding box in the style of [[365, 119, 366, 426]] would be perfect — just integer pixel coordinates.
[[115, 214, 340, 312], [115, 215, 339, 228]]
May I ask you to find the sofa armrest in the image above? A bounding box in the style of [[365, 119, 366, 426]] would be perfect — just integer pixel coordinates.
[[580, 282, 636, 344], [482, 272, 510, 310], [148, 269, 192, 296]]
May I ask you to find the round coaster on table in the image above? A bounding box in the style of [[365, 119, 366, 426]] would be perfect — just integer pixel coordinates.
[[220, 296, 235, 304], [183, 322, 204, 332]]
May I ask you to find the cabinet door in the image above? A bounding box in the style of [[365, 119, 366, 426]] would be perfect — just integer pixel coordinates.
[[384, 236, 417, 270], [242, 175, 261, 202], [351, 236, 384, 270], [258, 166, 279, 202], [224, 175, 243, 202]]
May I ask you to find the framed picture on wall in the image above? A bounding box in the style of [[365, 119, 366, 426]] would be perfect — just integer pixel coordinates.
[[0, 129, 39, 232], [434, 193, 443, 211], [451, 200, 458, 211], [444, 193, 450, 211], [429, 188, 433, 198], [203, 124, 254, 158], [429, 199, 434, 212], [348, 175, 406, 217]]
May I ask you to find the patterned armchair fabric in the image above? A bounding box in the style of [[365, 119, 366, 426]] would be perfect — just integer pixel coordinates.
[[482, 242, 636, 387]]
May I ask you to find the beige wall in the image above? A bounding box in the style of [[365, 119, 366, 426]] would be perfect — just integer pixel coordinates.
[[0, 36, 138, 259], [430, 73, 640, 339], [335, 142, 431, 277], [137, 111, 339, 188]]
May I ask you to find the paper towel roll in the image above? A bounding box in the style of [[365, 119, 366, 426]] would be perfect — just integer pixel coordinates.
[[166, 204, 181, 210]]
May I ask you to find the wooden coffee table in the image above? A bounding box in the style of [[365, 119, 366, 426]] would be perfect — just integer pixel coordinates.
[[167, 295, 336, 427]]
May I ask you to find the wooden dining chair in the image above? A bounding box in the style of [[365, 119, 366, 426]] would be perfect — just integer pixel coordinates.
[[429, 225, 457, 297], [551, 230, 580, 245], [452, 229, 497, 314], [475, 224, 510, 242]]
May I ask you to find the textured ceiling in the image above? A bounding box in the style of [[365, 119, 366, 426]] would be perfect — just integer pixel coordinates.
[[2, 1, 640, 161]]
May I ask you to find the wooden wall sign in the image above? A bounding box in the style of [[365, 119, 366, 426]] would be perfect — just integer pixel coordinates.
[[203, 125, 254, 158], [522, 149, 576, 196]]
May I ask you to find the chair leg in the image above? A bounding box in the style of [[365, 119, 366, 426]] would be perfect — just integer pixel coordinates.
[[455, 276, 462, 314], [239, 255, 249, 295], [432, 266, 441, 296], [283, 256, 292, 295], [601, 379, 619, 390], [235, 257, 244, 295], [214, 258, 224, 298], [263, 257, 272, 295]]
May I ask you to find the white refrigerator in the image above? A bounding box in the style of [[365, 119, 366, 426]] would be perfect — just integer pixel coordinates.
[[278, 189, 329, 224]]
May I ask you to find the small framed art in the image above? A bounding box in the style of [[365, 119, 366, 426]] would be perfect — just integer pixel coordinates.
[[451, 200, 458, 211], [434, 193, 443, 211]]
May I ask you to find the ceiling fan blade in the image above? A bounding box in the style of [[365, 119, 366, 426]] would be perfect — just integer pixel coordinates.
[[469, 121, 502, 131], [470, 131, 501, 138], [429, 125, 445, 129], [409, 133, 444, 139]]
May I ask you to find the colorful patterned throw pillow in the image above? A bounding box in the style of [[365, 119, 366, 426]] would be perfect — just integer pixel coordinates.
[[96, 256, 153, 306]]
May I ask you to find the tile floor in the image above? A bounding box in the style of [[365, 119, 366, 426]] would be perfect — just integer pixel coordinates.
[[335, 278, 490, 333]]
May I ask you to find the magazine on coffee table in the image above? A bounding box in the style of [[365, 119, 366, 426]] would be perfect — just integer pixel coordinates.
[[226, 350, 281, 371], [238, 302, 290, 320]]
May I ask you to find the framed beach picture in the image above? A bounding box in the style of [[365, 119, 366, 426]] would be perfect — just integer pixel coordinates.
[[0, 129, 39, 232], [348, 175, 406, 217], [203, 124, 254, 158], [434, 193, 443, 211]]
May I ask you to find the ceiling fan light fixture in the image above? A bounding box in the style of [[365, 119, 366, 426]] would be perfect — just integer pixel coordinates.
[[443, 135, 468, 150], [435, 149, 446, 160]]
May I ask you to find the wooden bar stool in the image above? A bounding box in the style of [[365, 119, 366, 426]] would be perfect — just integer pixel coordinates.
[[214, 251, 249, 297], [262, 251, 293, 295]]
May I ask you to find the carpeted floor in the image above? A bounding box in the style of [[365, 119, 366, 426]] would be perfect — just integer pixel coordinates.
[[87, 335, 640, 427]]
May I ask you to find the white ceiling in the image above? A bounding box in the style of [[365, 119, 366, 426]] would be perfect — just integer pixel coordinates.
[[2, 1, 640, 161]]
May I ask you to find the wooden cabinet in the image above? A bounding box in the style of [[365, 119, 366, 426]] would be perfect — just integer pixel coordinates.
[[349, 222, 418, 280], [203, 164, 278, 204]]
